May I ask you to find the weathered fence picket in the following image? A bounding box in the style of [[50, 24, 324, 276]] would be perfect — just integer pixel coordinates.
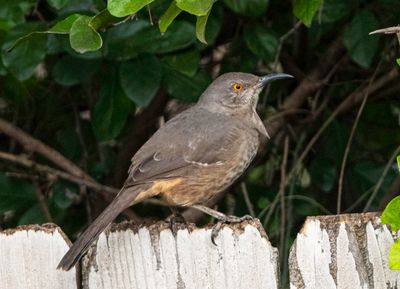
[[0, 224, 77, 289], [82, 220, 278, 289], [289, 213, 399, 289], [0, 213, 399, 289]]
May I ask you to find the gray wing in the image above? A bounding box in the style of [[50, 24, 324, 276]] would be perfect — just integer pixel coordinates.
[[124, 107, 241, 186]]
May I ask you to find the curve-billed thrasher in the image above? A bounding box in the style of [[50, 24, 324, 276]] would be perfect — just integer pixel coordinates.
[[57, 72, 293, 271]]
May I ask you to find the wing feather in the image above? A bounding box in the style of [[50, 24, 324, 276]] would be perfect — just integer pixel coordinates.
[[124, 107, 241, 187]]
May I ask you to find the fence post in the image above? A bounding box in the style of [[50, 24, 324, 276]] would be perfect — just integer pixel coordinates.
[[82, 219, 279, 289], [289, 212, 400, 289], [0, 223, 77, 289]]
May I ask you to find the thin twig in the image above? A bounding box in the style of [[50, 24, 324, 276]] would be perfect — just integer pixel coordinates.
[[363, 143, 400, 212], [274, 21, 302, 69], [73, 105, 91, 220], [263, 193, 279, 227], [33, 182, 53, 223], [343, 186, 374, 213], [337, 64, 380, 213], [0, 118, 94, 182], [0, 151, 118, 195], [279, 136, 289, 254], [265, 109, 310, 124], [5, 172, 39, 180], [240, 182, 255, 217], [147, 5, 154, 25], [285, 68, 398, 186], [262, 21, 302, 106], [286, 195, 332, 215], [379, 176, 400, 210], [1, 151, 144, 222], [264, 36, 346, 141], [258, 193, 332, 219]]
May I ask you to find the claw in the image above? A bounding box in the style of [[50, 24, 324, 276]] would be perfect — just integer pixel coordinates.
[[210, 214, 254, 245], [167, 212, 187, 237], [211, 222, 223, 245]]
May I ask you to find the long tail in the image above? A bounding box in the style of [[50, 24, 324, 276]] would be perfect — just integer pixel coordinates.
[[57, 188, 140, 271]]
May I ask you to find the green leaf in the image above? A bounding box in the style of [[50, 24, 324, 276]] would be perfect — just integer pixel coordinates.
[[108, 0, 155, 17], [1, 24, 47, 81], [319, 0, 351, 23], [89, 9, 123, 30], [397, 58, 400, 66], [243, 25, 279, 62], [322, 119, 348, 161], [293, 0, 322, 27], [106, 20, 195, 58], [389, 240, 400, 270], [257, 197, 270, 209], [48, 0, 70, 9], [300, 167, 311, 188], [92, 73, 132, 141], [344, 10, 380, 68], [159, 1, 182, 33], [18, 204, 46, 225], [201, 3, 223, 45], [223, 0, 269, 17], [52, 55, 101, 86], [381, 196, 400, 232], [52, 180, 79, 209], [0, 174, 36, 214], [163, 66, 211, 102], [69, 15, 102, 53], [163, 49, 199, 77], [5, 14, 81, 53], [55, 127, 82, 162], [309, 158, 337, 192], [175, 0, 213, 16], [105, 20, 149, 60], [131, 20, 196, 54], [349, 161, 396, 200], [49, 14, 81, 34], [397, 155, 400, 172], [196, 9, 211, 44], [120, 54, 162, 106], [0, 1, 34, 29]]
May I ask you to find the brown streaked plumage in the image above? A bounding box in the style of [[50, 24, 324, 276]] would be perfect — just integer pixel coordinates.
[[57, 72, 294, 271]]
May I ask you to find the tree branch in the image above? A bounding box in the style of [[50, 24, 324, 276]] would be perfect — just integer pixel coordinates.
[[0, 118, 94, 182], [265, 36, 345, 139], [337, 65, 380, 213], [0, 151, 118, 196]]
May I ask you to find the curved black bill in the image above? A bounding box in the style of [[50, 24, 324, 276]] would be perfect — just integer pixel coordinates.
[[257, 73, 294, 88]]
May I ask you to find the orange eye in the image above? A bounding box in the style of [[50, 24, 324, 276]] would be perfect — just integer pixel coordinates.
[[233, 83, 243, 91]]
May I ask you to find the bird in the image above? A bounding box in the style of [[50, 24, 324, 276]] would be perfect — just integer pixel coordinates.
[[57, 72, 293, 271]]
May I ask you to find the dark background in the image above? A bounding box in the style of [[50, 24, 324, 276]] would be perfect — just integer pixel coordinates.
[[0, 0, 399, 285]]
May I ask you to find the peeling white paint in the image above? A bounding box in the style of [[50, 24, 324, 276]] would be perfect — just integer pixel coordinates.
[[83, 221, 278, 289], [290, 213, 400, 289], [0, 225, 77, 289]]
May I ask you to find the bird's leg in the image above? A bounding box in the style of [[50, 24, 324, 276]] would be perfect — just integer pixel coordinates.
[[190, 204, 253, 245], [167, 206, 187, 237]]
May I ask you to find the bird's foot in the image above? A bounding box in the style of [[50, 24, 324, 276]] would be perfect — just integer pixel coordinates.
[[166, 210, 187, 237], [189, 204, 255, 245], [211, 214, 253, 245]]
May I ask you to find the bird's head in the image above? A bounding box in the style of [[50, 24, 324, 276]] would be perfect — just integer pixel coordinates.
[[198, 72, 294, 113]]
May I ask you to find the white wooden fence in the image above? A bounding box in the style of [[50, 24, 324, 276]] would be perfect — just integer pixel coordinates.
[[0, 213, 399, 289]]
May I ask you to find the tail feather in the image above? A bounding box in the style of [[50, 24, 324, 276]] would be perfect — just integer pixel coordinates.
[[57, 189, 137, 271]]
